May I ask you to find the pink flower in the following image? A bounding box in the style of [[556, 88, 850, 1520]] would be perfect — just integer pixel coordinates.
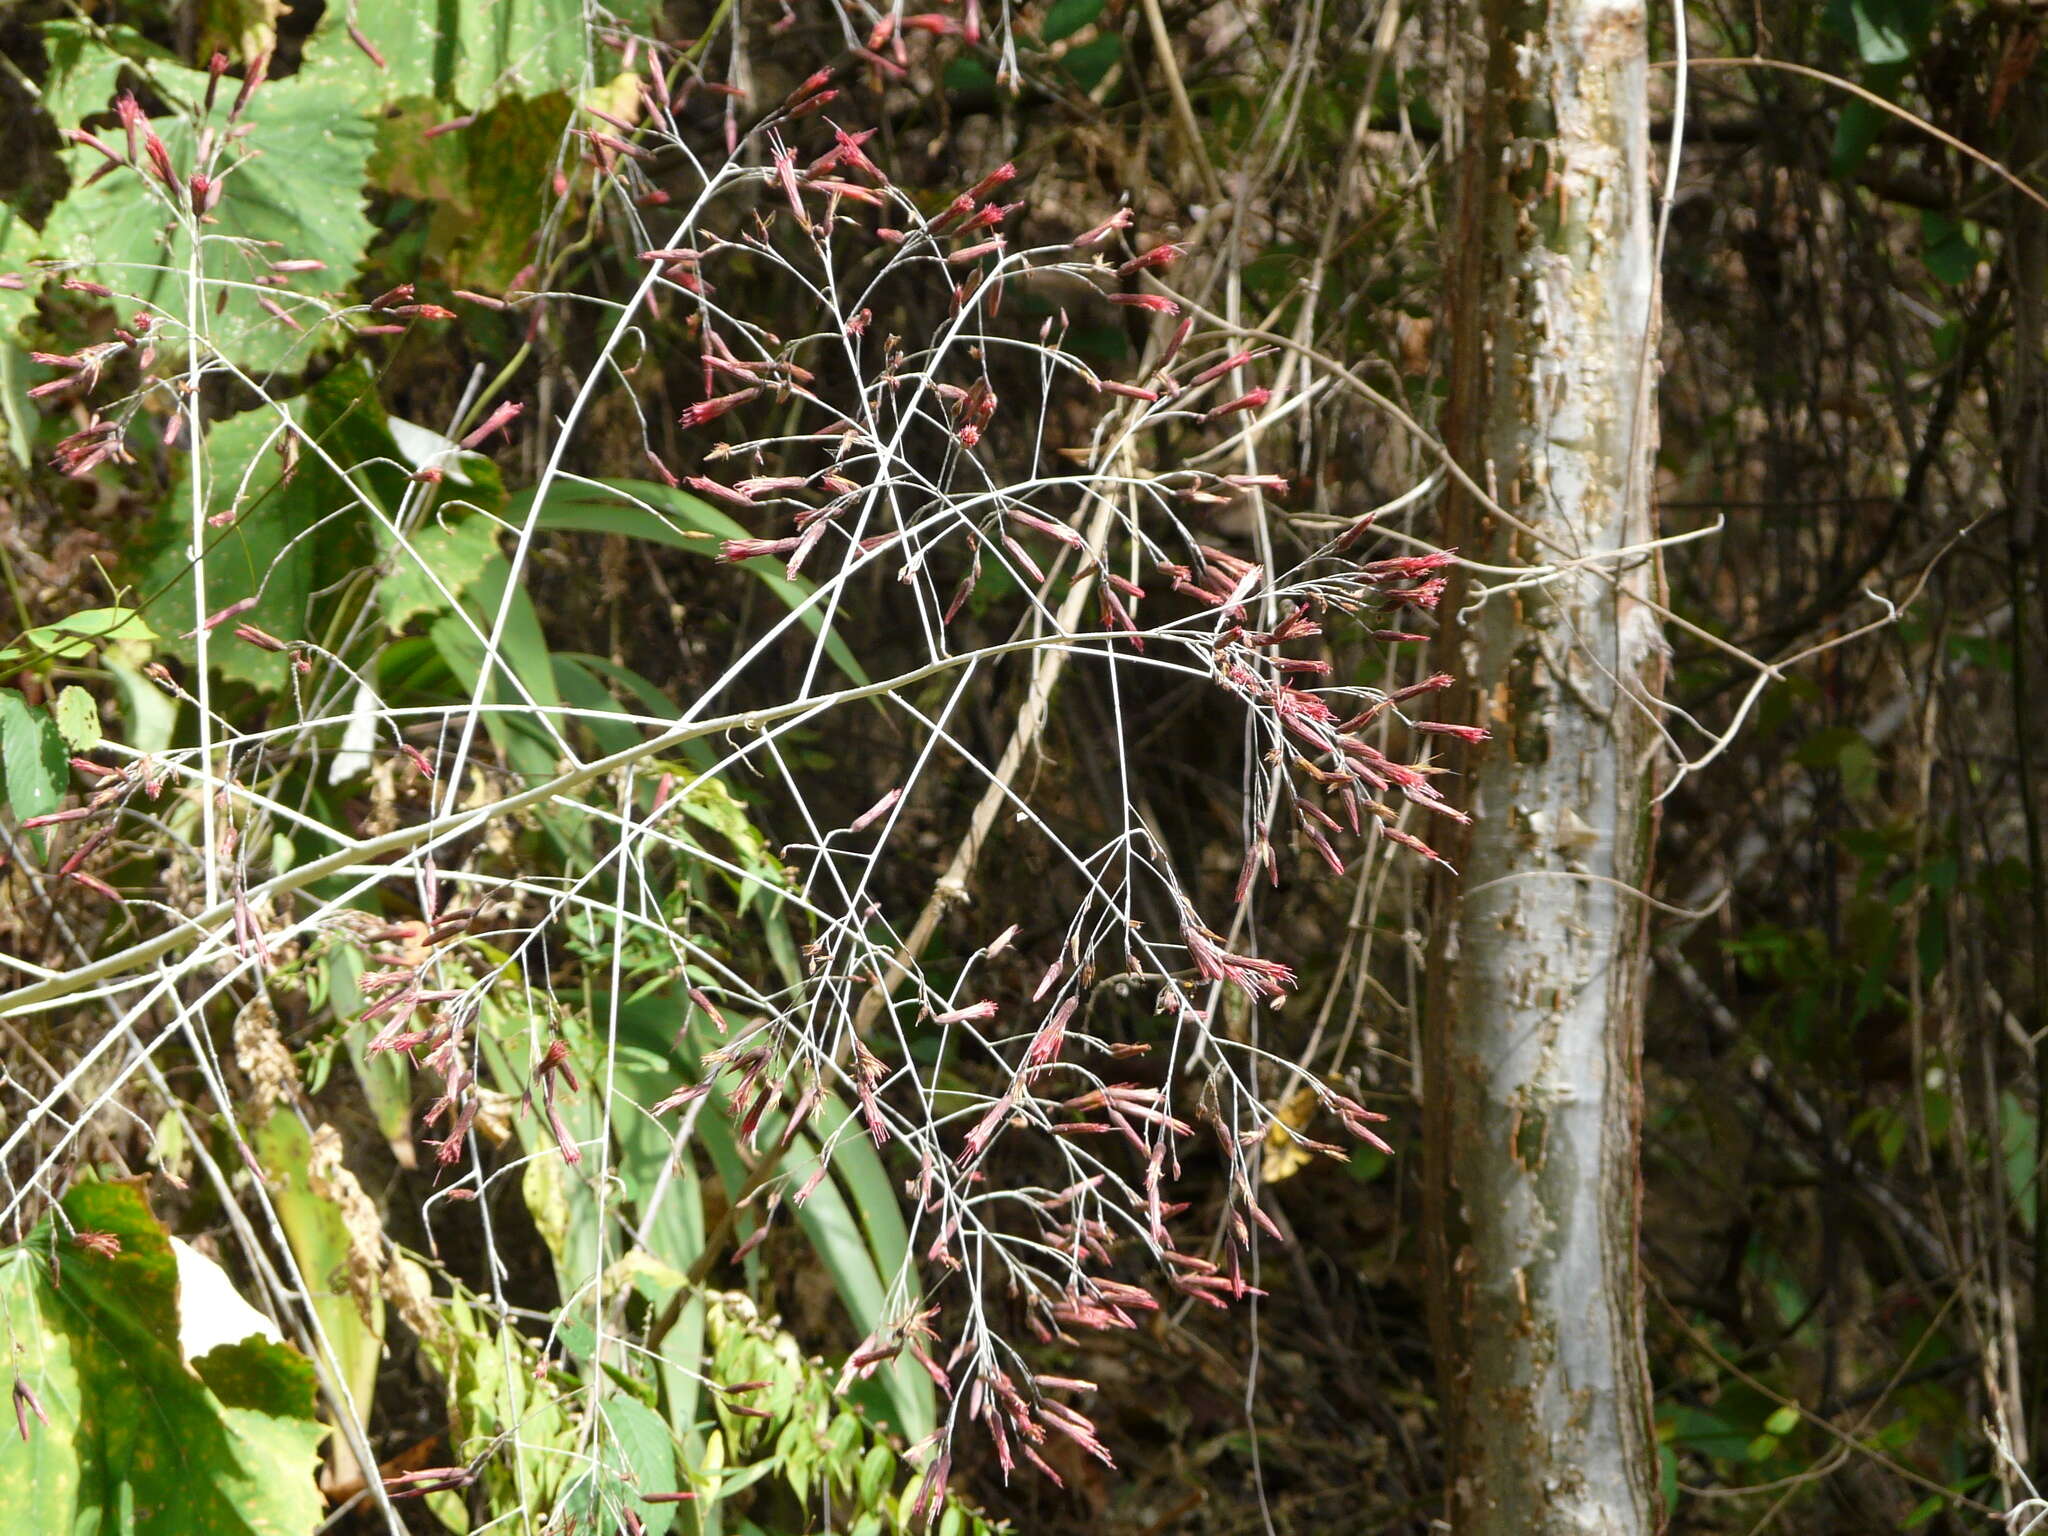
[[1413, 720, 1490, 743], [718, 536, 802, 563], [459, 400, 523, 449], [1203, 387, 1272, 420], [1362, 549, 1456, 580], [1182, 922, 1295, 1001], [678, 387, 759, 428], [1185, 351, 1257, 389], [933, 1000, 999, 1025], [1073, 207, 1133, 246], [849, 787, 902, 832], [1118, 243, 1184, 275]]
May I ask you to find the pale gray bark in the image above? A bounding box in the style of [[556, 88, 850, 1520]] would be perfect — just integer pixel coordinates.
[[1422, 1, 1665, 1532]]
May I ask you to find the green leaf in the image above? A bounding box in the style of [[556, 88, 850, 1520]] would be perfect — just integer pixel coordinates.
[[1041, 0, 1106, 43], [0, 692, 66, 822], [0, 606, 157, 667], [515, 479, 869, 686], [53, 686, 101, 752], [28, 65, 376, 374], [1920, 210, 1979, 286], [554, 654, 647, 758], [1901, 1493, 1947, 1530], [103, 652, 180, 755], [37, 22, 190, 128], [429, 555, 570, 782], [2001, 1089, 2038, 1235], [943, 56, 999, 98], [0, 1181, 327, 1535], [145, 362, 395, 690], [1058, 34, 1122, 92], [772, 1127, 934, 1445], [251, 1113, 384, 1478], [376, 513, 501, 633], [1763, 1404, 1800, 1436], [405, 1260, 580, 1516], [305, 0, 665, 111], [857, 1443, 894, 1509], [192, 0, 285, 65], [601, 1396, 682, 1536]]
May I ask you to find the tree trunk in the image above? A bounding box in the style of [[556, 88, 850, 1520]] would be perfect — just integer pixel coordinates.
[[1422, 1, 1665, 1532]]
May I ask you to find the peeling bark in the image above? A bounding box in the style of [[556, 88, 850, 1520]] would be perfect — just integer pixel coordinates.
[[1422, 2, 1665, 1532]]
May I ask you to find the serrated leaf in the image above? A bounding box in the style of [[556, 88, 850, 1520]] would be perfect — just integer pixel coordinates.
[[305, 0, 664, 111], [53, 686, 101, 751], [0, 1181, 327, 1535], [37, 22, 190, 128], [369, 92, 579, 288], [26, 43, 374, 374], [376, 513, 500, 633]]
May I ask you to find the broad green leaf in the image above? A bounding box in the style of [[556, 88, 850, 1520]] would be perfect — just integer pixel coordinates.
[[0, 691, 66, 822], [563, 652, 679, 720], [555, 654, 647, 758], [810, 1096, 916, 1317], [1059, 34, 1122, 92], [858, 1443, 894, 1509], [0, 1181, 327, 1535], [376, 513, 500, 633], [145, 361, 395, 690], [778, 1126, 935, 1444], [53, 686, 101, 751], [1919, 210, 1979, 286], [598, 1396, 681, 1536], [37, 22, 193, 129], [29, 67, 376, 374], [306, 0, 663, 110]]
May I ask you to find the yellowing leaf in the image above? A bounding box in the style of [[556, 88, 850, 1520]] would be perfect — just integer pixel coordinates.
[[1260, 1085, 1320, 1184], [0, 1182, 327, 1535], [53, 686, 100, 752]]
